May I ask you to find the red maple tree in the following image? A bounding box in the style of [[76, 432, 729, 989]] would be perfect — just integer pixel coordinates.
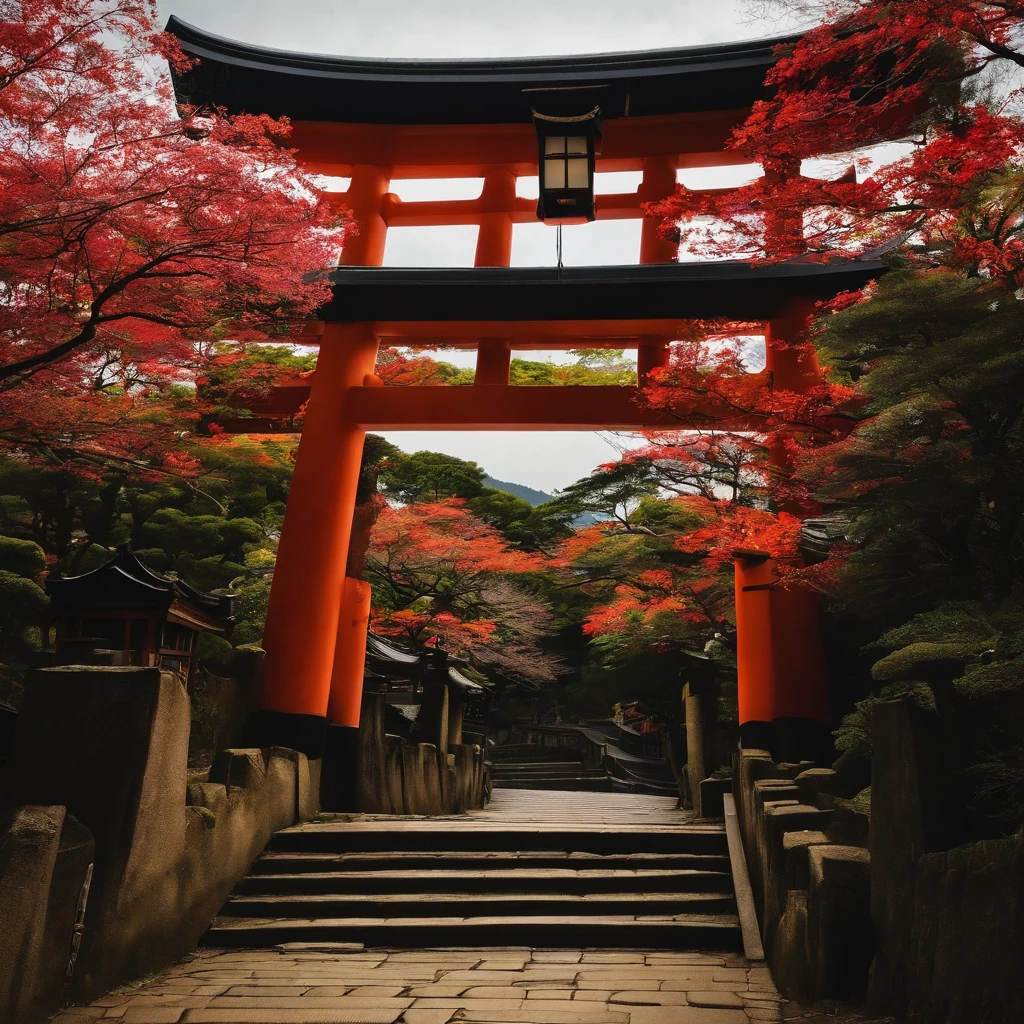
[[0, 0, 345, 473], [651, 1, 1024, 282], [365, 500, 563, 685]]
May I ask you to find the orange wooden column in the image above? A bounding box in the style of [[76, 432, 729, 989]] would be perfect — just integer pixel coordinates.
[[340, 165, 390, 267], [475, 168, 515, 267], [254, 322, 380, 754], [316, 162, 390, 737], [736, 299, 832, 751], [733, 553, 831, 744], [638, 155, 679, 264], [637, 158, 677, 378], [637, 335, 671, 385], [734, 554, 777, 730], [474, 169, 515, 384], [327, 576, 373, 727], [475, 339, 512, 385]]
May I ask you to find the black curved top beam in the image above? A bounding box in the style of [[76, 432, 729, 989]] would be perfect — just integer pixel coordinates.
[[165, 16, 798, 124], [322, 259, 885, 322]]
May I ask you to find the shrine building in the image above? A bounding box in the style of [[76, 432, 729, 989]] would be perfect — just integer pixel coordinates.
[[166, 18, 886, 769]]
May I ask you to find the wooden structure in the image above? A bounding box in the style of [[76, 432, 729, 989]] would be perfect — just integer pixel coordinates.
[[46, 550, 236, 688], [166, 18, 886, 760]]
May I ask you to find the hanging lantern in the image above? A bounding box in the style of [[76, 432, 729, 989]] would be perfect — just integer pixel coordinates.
[[532, 106, 602, 224]]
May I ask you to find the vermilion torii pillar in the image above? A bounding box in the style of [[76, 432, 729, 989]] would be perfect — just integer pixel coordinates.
[[249, 322, 379, 755], [733, 300, 833, 760]]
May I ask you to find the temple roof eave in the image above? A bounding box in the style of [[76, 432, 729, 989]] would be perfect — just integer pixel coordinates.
[[321, 258, 887, 323], [165, 16, 799, 124]]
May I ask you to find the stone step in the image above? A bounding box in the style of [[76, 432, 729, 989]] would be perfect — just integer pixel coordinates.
[[235, 867, 734, 896], [268, 826, 729, 856], [251, 850, 733, 874], [490, 763, 593, 772], [202, 912, 744, 950], [492, 777, 615, 791], [220, 890, 737, 918]]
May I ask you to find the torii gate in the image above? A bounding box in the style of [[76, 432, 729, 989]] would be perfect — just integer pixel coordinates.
[[167, 19, 883, 764]]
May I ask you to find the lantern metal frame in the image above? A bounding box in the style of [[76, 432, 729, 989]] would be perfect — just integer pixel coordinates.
[[532, 106, 603, 224]]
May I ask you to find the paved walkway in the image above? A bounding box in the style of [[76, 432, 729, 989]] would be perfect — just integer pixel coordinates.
[[57, 947, 782, 1024], [311, 789, 699, 830]]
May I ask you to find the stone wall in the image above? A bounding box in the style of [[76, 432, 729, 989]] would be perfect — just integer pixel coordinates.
[[0, 666, 317, 1021], [322, 688, 487, 815], [734, 697, 1024, 1021], [732, 749, 872, 1003], [868, 697, 1024, 1024]]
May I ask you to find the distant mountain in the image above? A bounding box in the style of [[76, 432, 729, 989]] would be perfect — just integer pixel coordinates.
[[482, 475, 554, 506], [482, 475, 605, 527]]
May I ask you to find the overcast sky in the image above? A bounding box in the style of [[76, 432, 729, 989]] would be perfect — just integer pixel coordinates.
[[156, 0, 804, 494]]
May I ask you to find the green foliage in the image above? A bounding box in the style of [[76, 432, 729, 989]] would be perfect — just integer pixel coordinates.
[[231, 620, 263, 646], [969, 746, 1024, 825], [544, 460, 660, 528], [171, 554, 245, 592], [197, 633, 235, 674], [872, 641, 985, 682], [835, 787, 872, 818], [0, 570, 48, 623], [133, 547, 170, 571], [0, 536, 45, 578], [380, 450, 486, 504], [833, 681, 935, 764], [813, 271, 1024, 625]]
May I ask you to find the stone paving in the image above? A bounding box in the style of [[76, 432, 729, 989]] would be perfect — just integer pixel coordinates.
[[54, 946, 783, 1024]]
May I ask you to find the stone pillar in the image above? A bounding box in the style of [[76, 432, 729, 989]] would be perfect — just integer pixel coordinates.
[[448, 688, 466, 747], [684, 689, 706, 817], [867, 697, 944, 1017], [4, 667, 189, 1000], [253, 323, 380, 756]]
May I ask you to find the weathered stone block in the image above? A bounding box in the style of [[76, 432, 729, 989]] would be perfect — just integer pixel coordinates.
[[355, 691, 388, 813], [781, 830, 830, 891], [794, 768, 841, 807], [762, 805, 834, 952], [41, 814, 95, 1003], [699, 777, 731, 818], [867, 697, 944, 1017], [260, 747, 316, 821], [384, 734, 406, 815], [402, 742, 443, 815], [209, 749, 266, 792], [807, 844, 872, 1001], [770, 889, 810, 1002], [4, 667, 189, 999], [0, 805, 66, 1024], [905, 833, 1024, 1024]]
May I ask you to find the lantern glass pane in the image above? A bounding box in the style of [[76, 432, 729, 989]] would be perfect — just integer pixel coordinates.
[[545, 136, 565, 155], [567, 157, 589, 188], [566, 136, 588, 154], [544, 158, 566, 189]]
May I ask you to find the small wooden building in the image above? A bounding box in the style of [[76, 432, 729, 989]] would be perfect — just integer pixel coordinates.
[[46, 550, 235, 688]]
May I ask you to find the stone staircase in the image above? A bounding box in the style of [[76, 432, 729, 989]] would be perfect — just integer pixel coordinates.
[[489, 758, 612, 791], [204, 790, 742, 951]]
